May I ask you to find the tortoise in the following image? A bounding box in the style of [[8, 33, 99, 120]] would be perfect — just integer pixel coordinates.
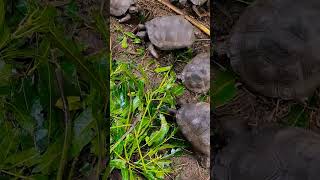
[[180, 52, 210, 94], [110, 0, 139, 23], [136, 15, 196, 58], [175, 102, 210, 168], [219, 0, 320, 101], [213, 120, 320, 180], [170, 0, 210, 17]]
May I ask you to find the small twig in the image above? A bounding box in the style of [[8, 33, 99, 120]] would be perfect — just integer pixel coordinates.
[[0, 170, 32, 180], [156, 0, 210, 36], [51, 50, 72, 180], [195, 38, 210, 41], [110, 116, 141, 152]]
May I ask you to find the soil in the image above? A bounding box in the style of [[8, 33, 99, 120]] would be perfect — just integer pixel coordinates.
[[165, 155, 209, 180], [111, 0, 210, 179]]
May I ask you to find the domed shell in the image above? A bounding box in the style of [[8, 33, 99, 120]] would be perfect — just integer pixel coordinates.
[[228, 0, 320, 99], [190, 0, 208, 6], [176, 102, 210, 156], [110, 0, 134, 16], [145, 15, 195, 50], [181, 53, 210, 93], [214, 127, 320, 180]]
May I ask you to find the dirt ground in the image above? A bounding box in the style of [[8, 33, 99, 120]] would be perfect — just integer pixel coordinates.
[[111, 0, 210, 179]]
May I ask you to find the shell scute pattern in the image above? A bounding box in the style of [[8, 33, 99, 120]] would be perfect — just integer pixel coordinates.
[[181, 53, 210, 93], [110, 0, 134, 16], [145, 15, 195, 50], [176, 102, 210, 156], [228, 0, 320, 99]]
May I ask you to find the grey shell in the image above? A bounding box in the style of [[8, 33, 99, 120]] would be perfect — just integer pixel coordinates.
[[145, 16, 195, 50], [214, 127, 320, 180], [181, 53, 210, 93], [228, 0, 320, 99], [190, 0, 208, 6], [176, 102, 210, 156], [110, 0, 134, 16]]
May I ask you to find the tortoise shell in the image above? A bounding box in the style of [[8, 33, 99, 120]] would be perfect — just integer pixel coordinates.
[[176, 102, 210, 156], [145, 15, 195, 50], [213, 126, 320, 180], [181, 53, 210, 93], [190, 0, 208, 6], [228, 0, 320, 99], [110, 0, 134, 16]]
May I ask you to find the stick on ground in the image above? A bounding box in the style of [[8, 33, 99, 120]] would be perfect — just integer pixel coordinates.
[[156, 0, 210, 36]]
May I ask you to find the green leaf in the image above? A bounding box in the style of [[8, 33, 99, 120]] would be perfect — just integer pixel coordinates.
[[0, 0, 4, 27], [110, 159, 126, 169], [32, 138, 63, 174], [154, 66, 171, 73], [0, 24, 10, 49], [55, 96, 82, 111], [171, 85, 185, 97], [146, 114, 169, 146], [4, 148, 39, 168], [121, 36, 128, 49], [48, 24, 105, 90], [121, 168, 129, 180], [0, 61, 12, 87], [212, 70, 237, 107], [71, 109, 95, 157], [285, 104, 308, 127], [124, 32, 136, 39]]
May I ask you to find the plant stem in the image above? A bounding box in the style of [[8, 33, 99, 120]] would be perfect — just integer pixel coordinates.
[[52, 51, 71, 180]]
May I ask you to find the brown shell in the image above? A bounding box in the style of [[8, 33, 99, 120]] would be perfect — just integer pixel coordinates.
[[228, 0, 320, 99], [181, 53, 210, 93], [176, 102, 210, 156], [145, 15, 195, 50], [214, 126, 320, 180]]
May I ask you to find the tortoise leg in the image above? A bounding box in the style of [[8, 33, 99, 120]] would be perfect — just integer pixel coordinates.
[[192, 5, 209, 18], [147, 43, 159, 59], [118, 14, 131, 23]]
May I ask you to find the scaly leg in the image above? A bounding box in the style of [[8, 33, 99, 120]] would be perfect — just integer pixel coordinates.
[[148, 43, 159, 59]]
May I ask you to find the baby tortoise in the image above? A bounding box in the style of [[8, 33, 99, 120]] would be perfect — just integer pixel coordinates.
[[220, 0, 320, 101], [136, 15, 196, 58], [170, 0, 210, 17], [176, 102, 210, 168], [110, 0, 139, 23], [213, 122, 320, 180], [180, 53, 210, 94]]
